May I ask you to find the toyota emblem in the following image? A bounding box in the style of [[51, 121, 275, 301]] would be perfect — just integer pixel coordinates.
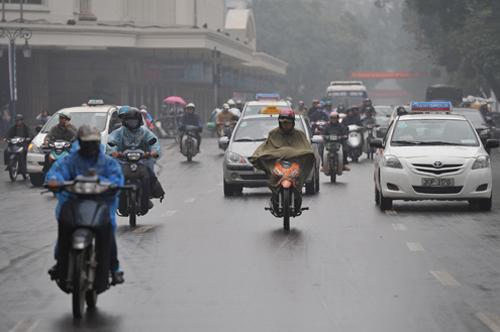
[[433, 161, 443, 168]]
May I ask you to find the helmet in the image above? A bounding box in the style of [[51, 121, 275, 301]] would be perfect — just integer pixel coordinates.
[[185, 103, 196, 110], [77, 124, 101, 142], [59, 112, 71, 121], [278, 109, 296, 122], [78, 125, 101, 159], [312, 99, 320, 105], [329, 111, 339, 119], [15, 114, 24, 121], [118, 105, 133, 118], [363, 98, 372, 105], [298, 100, 305, 105], [227, 99, 236, 106], [222, 103, 230, 110], [139, 105, 147, 110], [120, 106, 143, 130]]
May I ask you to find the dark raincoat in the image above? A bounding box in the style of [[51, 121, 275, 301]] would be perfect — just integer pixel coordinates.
[[249, 127, 315, 188]]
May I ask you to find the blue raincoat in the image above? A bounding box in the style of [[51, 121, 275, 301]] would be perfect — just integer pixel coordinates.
[[45, 148, 125, 230], [107, 126, 161, 157]]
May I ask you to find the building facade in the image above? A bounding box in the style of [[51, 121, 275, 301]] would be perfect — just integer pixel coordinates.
[[0, 0, 286, 122]]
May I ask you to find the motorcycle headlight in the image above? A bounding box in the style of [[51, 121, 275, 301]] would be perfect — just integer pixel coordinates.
[[226, 152, 248, 165], [472, 155, 490, 169], [383, 155, 403, 169], [28, 143, 42, 154], [126, 152, 142, 161]]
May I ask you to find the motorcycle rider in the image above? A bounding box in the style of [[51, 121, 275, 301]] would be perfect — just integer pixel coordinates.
[[308, 99, 329, 122], [235, 100, 245, 113], [36, 110, 50, 126], [323, 112, 350, 171], [46, 125, 125, 285], [45, 112, 77, 144], [179, 103, 203, 151], [296, 100, 307, 115], [250, 109, 315, 211], [336, 104, 347, 114], [4, 114, 32, 177], [216, 103, 239, 137], [108, 106, 164, 204], [343, 107, 362, 126], [227, 99, 241, 118], [324, 100, 334, 114], [362, 108, 377, 127], [360, 98, 376, 117]]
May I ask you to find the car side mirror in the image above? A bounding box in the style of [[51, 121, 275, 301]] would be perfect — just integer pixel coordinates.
[[311, 135, 324, 144], [218, 136, 230, 150], [148, 138, 157, 146], [485, 139, 499, 149], [108, 142, 116, 147], [370, 138, 384, 149], [376, 127, 387, 138], [35, 125, 42, 133]]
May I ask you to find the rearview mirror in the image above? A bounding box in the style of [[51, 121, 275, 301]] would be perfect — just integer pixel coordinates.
[[35, 125, 42, 133], [376, 127, 387, 138], [370, 138, 384, 149], [148, 138, 157, 146], [485, 139, 499, 149], [107, 142, 116, 147], [311, 135, 324, 144]]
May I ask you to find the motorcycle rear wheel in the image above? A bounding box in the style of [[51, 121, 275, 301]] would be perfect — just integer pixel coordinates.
[[72, 251, 87, 319], [8, 158, 18, 182], [329, 159, 337, 183], [282, 189, 291, 231]]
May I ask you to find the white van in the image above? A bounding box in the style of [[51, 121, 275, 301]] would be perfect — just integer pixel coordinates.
[[326, 81, 368, 108]]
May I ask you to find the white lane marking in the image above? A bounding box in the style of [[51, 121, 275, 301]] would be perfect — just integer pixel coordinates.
[[476, 312, 500, 332], [407, 242, 425, 252], [8, 319, 39, 332], [392, 223, 407, 231], [385, 210, 398, 215], [184, 197, 196, 203], [430, 270, 461, 287], [132, 225, 154, 234], [162, 210, 177, 218]]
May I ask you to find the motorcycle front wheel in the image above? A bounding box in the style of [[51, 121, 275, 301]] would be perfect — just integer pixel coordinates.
[[72, 251, 87, 319], [8, 157, 18, 182], [129, 190, 137, 228], [329, 158, 337, 183], [282, 189, 291, 231]]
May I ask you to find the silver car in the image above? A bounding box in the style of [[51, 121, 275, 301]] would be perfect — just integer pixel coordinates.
[[221, 114, 321, 196]]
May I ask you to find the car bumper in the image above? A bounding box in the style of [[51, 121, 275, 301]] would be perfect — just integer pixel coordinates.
[[27, 152, 45, 173], [380, 167, 492, 200]]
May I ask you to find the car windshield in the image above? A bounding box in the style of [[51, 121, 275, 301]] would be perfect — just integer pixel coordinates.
[[328, 91, 367, 108], [452, 108, 486, 127], [42, 112, 109, 133], [243, 104, 290, 116], [391, 119, 479, 146], [233, 117, 305, 142]]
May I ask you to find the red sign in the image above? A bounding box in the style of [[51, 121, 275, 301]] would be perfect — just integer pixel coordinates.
[[350, 71, 429, 79]]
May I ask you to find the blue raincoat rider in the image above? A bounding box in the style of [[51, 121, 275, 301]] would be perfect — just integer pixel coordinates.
[[46, 125, 125, 284]]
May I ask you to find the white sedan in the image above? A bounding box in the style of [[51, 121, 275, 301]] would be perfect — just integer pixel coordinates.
[[371, 113, 499, 211]]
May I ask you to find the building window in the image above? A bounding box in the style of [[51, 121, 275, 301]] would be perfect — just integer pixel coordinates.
[[5, 0, 43, 4]]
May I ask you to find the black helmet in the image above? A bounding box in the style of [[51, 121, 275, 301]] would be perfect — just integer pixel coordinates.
[[121, 107, 143, 130]]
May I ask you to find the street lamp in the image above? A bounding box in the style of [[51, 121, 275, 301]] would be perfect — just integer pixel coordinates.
[[0, 27, 32, 120]]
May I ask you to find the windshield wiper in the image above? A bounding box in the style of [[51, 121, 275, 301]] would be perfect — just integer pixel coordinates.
[[418, 141, 462, 146], [391, 140, 420, 145]]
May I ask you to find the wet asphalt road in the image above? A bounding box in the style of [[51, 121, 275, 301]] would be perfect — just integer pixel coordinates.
[[1, 139, 500, 332]]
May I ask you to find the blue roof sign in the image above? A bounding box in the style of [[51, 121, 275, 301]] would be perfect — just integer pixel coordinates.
[[410, 101, 452, 112]]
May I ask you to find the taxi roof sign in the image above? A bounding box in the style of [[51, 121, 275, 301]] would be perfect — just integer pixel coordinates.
[[256, 93, 280, 101], [410, 101, 452, 112], [260, 106, 281, 115], [87, 99, 105, 106]]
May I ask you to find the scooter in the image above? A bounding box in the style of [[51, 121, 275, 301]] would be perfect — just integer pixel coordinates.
[[46, 175, 131, 319], [180, 125, 200, 162], [311, 120, 328, 135], [218, 121, 236, 151], [265, 160, 309, 231], [42, 140, 72, 175], [323, 135, 345, 183], [5, 137, 27, 182], [347, 125, 363, 163]]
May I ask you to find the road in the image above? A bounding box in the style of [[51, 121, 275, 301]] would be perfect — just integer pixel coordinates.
[[1, 139, 500, 332]]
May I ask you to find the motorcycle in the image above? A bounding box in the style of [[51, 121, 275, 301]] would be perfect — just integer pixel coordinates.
[[218, 121, 236, 151], [311, 120, 328, 135], [110, 140, 157, 228], [347, 125, 363, 163], [364, 124, 379, 160], [180, 125, 200, 162], [5, 137, 27, 182], [323, 135, 345, 183], [42, 140, 72, 175], [265, 160, 309, 231], [46, 175, 131, 319]]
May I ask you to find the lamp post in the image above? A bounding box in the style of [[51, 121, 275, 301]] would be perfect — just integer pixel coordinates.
[[0, 27, 32, 120]]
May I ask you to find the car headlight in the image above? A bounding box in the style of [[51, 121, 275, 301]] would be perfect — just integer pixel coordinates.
[[226, 152, 249, 165], [472, 155, 490, 169], [28, 143, 42, 154], [383, 155, 403, 169]]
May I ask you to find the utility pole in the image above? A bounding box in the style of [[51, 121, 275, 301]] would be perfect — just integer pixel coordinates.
[[212, 47, 221, 107], [1, 0, 5, 22], [194, 0, 198, 27]]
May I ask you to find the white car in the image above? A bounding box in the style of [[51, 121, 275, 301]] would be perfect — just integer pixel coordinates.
[[372, 113, 499, 211], [27, 103, 121, 186]]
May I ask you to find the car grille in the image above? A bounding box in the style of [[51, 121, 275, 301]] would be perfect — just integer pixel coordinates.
[[240, 174, 268, 181], [412, 186, 463, 194], [411, 163, 463, 175]]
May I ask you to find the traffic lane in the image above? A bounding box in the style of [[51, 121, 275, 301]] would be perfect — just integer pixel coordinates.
[[0, 140, 498, 332]]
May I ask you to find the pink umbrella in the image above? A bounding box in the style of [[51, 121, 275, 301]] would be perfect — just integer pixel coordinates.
[[163, 96, 187, 106]]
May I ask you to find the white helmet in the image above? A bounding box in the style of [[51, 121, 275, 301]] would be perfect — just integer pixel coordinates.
[[185, 103, 196, 109], [222, 103, 230, 110], [227, 99, 236, 106]]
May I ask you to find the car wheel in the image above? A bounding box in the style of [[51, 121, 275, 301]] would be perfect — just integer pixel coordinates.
[[375, 186, 380, 205], [379, 190, 392, 211], [315, 170, 320, 193], [305, 179, 315, 195], [29, 173, 44, 187], [223, 180, 234, 197], [469, 197, 492, 211]]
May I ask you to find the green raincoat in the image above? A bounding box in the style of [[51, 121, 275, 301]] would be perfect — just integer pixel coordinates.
[[249, 127, 315, 188]]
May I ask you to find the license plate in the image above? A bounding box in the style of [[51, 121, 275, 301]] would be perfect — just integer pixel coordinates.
[[421, 178, 454, 187]]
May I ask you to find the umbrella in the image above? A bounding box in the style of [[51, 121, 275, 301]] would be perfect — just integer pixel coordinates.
[[163, 96, 186, 106]]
